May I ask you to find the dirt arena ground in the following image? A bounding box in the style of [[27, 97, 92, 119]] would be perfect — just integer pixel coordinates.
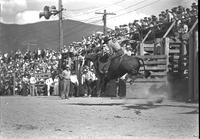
[[0, 96, 199, 139]]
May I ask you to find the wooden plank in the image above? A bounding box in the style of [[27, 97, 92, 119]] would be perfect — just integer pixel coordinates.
[[188, 19, 198, 35], [142, 30, 152, 43], [170, 55, 180, 60], [144, 47, 154, 52], [169, 43, 181, 48], [140, 65, 166, 71], [150, 71, 167, 76], [137, 55, 167, 59], [140, 43, 144, 55], [143, 43, 154, 47], [144, 60, 167, 65], [169, 49, 180, 54], [163, 21, 176, 38]]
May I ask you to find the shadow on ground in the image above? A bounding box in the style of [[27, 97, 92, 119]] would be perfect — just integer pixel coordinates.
[[67, 103, 124, 106], [123, 103, 198, 113]]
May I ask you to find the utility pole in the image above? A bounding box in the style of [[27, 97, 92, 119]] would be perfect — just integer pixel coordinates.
[[58, 0, 64, 52], [95, 10, 116, 35], [39, 1, 65, 97]]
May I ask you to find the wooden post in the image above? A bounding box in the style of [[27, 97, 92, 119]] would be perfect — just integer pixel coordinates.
[[179, 36, 183, 74], [139, 43, 144, 55], [95, 10, 116, 35], [188, 31, 194, 100], [164, 37, 170, 72], [188, 19, 198, 35], [58, 0, 63, 51], [194, 31, 198, 101], [58, 0, 64, 97], [160, 38, 165, 55], [139, 30, 152, 56], [154, 40, 157, 55], [142, 30, 152, 43], [162, 21, 176, 38]]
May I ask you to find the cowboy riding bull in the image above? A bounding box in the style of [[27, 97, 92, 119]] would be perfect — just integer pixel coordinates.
[[84, 36, 151, 96]]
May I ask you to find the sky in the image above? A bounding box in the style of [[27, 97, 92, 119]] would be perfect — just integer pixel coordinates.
[[0, 0, 197, 29]]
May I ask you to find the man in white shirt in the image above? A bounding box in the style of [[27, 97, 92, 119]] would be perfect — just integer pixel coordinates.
[[45, 77, 54, 96], [82, 67, 97, 97], [30, 75, 37, 96]]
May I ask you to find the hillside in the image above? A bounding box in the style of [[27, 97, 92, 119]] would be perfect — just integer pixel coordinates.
[[0, 20, 103, 53]]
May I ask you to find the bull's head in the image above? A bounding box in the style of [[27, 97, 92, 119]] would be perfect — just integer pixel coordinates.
[[84, 53, 99, 62]]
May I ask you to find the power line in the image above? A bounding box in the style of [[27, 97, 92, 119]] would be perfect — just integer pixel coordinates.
[[67, 0, 127, 12], [89, 0, 160, 24], [65, 0, 127, 18], [95, 10, 116, 34], [68, 6, 96, 12], [108, 0, 161, 20], [63, 0, 160, 37], [112, 0, 146, 13], [64, 0, 147, 24], [79, 16, 102, 22]]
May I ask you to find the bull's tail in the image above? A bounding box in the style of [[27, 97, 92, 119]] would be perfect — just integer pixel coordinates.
[[138, 58, 151, 78]]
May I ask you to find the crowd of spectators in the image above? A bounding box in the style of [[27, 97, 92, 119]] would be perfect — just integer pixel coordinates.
[[0, 3, 198, 96]]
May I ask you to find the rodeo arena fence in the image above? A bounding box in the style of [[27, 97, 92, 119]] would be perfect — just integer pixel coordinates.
[[0, 3, 198, 102]]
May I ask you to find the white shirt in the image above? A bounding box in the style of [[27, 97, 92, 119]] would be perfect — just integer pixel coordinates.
[[30, 77, 36, 84], [70, 75, 79, 85], [45, 78, 53, 86], [108, 39, 121, 53], [84, 71, 97, 81]]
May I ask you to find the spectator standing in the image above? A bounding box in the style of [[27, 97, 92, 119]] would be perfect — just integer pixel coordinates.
[[30, 74, 37, 96], [53, 75, 59, 96], [61, 65, 71, 99], [45, 77, 54, 96]]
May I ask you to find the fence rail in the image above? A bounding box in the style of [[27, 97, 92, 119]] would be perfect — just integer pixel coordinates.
[[137, 54, 167, 82]]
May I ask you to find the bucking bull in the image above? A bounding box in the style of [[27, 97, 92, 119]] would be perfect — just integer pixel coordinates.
[[84, 52, 151, 97]]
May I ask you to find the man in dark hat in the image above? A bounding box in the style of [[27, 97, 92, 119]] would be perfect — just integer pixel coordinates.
[[103, 36, 124, 56], [100, 36, 124, 74]]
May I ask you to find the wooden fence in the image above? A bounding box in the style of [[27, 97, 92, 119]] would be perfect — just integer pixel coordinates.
[[136, 55, 167, 82]]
